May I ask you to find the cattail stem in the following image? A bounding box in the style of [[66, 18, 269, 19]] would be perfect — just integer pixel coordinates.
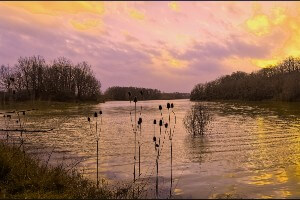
[[170, 140, 173, 197], [156, 154, 159, 199], [97, 139, 99, 188], [134, 102, 137, 181], [139, 143, 141, 177]]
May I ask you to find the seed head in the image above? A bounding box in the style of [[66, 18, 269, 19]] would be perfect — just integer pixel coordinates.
[[167, 103, 170, 109], [134, 96, 137, 103], [155, 144, 159, 148], [99, 110, 102, 115], [171, 103, 174, 108], [140, 90, 143, 96], [159, 120, 163, 126], [165, 123, 168, 128], [16, 120, 18, 123], [88, 117, 90, 122], [94, 112, 98, 118], [22, 111, 25, 115], [138, 117, 142, 124], [153, 119, 156, 124], [159, 105, 162, 110], [128, 91, 131, 97], [153, 136, 156, 142]]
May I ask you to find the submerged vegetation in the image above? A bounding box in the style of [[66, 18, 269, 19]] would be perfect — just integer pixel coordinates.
[[190, 56, 300, 102], [104, 86, 189, 101], [183, 103, 211, 136], [0, 56, 102, 102]]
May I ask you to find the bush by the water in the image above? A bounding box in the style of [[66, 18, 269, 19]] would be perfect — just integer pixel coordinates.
[[183, 103, 211, 136]]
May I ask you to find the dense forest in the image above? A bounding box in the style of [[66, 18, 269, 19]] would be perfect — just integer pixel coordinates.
[[190, 57, 300, 102], [0, 56, 102, 102], [104, 86, 190, 101]]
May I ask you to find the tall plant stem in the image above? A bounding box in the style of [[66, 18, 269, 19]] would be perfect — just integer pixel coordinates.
[[96, 139, 99, 188]]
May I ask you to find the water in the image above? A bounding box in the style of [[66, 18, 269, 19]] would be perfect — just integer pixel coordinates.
[[1, 99, 300, 198]]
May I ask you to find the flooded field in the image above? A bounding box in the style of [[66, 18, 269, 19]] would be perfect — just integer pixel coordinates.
[[1, 99, 300, 198]]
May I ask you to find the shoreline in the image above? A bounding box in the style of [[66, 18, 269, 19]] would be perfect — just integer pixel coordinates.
[[0, 141, 134, 199]]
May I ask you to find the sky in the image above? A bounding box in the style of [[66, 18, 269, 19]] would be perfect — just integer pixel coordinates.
[[1, 1, 300, 93]]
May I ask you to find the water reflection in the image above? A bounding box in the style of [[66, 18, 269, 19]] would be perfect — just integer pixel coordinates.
[[185, 135, 209, 165]]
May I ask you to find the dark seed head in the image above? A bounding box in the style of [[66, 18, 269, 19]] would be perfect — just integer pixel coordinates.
[[16, 120, 18, 123], [159, 120, 163, 126], [94, 112, 98, 118], [165, 123, 168, 128], [159, 105, 162, 110], [153, 119, 156, 124], [99, 110, 102, 115], [153, 136, 156, 142], [139, 117, 142, 123], [171, 103, 174, 108], [155, 144, 159, 147], [128, 91, 131, 97], [134, 96, 137, 103], [88, 117, 90, 122], [140, 90, 143, 96], [167, 103, 170, 109], [22, 111, 25, 115]]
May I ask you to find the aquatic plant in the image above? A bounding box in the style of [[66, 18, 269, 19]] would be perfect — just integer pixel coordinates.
[[183, 103, 211, 136]]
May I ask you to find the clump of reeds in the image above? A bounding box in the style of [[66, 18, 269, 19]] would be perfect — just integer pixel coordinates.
[[151, 102, 176, 198]]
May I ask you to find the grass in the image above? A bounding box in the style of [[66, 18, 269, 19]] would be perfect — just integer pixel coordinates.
[[0, 142, 131, 199]]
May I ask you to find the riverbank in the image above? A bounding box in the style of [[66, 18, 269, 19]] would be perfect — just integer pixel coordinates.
[[0, 142, 131, 199]]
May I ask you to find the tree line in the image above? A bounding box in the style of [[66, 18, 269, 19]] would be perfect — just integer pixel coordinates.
[[0, 56, 102, 102], [190, 56, 300, 102], [104, 86, 190, 101]]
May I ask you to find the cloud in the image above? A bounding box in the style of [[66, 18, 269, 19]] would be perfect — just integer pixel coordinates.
[[168, 2, 180, 12], [70, 19, 102, 31], [129, 9, 145, 20], [2, 2, 105, 16]]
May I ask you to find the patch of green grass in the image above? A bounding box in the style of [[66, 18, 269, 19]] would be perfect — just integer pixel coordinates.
[[0, 142, 131, 199]]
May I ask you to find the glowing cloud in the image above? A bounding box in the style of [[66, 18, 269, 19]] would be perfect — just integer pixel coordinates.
[[152, 50, 189, 69], [246, 14, 271, 36], [2, 1, 105, 16], [130, 9, 145, 20], [70, 19, 102, 31], [168, 2, 180, 12]]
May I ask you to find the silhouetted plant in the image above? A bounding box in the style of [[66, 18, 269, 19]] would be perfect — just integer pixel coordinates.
[[183, 103, 211, 136]]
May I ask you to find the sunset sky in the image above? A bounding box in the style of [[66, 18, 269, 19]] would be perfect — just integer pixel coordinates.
[[1, 1, 300, 92]]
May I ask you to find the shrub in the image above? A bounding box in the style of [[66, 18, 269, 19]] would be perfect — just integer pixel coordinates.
[[183, 103, 211, 136]]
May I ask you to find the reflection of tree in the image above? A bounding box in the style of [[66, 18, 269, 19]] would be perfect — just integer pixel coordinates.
[[184, 135, 209, 165]]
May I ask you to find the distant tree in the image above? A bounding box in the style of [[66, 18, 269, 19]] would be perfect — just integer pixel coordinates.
[[0, 56, 102, 102], [190, 56, 300, 102]]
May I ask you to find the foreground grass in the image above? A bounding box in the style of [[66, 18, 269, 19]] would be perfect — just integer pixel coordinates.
[[0, 142, 131, 199]]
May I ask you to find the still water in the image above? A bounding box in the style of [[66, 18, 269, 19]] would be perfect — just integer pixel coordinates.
[[1, 99, 300, 198]]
